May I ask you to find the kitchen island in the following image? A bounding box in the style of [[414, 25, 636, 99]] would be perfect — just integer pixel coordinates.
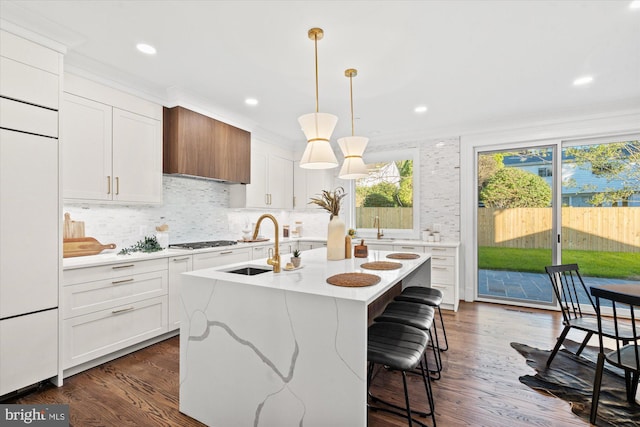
[[179, 247, 431, 426]]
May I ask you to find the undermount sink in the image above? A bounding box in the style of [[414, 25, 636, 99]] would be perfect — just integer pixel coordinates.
[[224, 266, 272, 276]]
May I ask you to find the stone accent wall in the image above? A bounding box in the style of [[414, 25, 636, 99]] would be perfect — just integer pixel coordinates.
[[419, 137, 460, 240]]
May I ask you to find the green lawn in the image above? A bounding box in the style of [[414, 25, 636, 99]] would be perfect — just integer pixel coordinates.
[[478, 247, 640, 280]]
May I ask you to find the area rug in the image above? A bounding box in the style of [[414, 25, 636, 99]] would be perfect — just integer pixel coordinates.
[[511, 340, 640, 426]]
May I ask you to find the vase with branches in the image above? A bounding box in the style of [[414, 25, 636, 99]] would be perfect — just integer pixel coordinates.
[[309, 187, 347, 260]]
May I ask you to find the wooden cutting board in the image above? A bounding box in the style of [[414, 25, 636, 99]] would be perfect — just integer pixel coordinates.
[[63, 212, 85, 239], [63, 237, 116, 258]]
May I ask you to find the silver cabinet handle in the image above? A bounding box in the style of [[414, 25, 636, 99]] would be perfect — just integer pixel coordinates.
[[432, 248, 447, 251], [113, 264, 134, 269], [107, 176, 111, 194], [112, 278, 134, 285], [172, 256, 190, 262], [433, 266, 448, 270], [115, 176, 120, 195], [401, 246, 416, 249], [432, 257, 448, 261], [112, 306, 134, 314], [219, 251, 233, 255]]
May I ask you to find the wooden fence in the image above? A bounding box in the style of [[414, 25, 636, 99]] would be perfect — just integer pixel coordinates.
[[356, 207, 413, 230], [477, 207, 640, 252]]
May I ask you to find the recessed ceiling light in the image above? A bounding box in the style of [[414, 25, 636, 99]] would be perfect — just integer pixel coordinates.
[[245, 98, 258, 106], [630, 1, 640, 9], [414, 105, 428, 113], [136, 43, 156, 55], [573, 76, 593, 86]]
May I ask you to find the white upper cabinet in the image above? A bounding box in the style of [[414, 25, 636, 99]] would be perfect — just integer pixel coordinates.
[[62, 74, 162, 203], [293, 161, 334, 209], [62, 93, 112, 200], [231, 144, 293, 209], [0, 31, 60, 110], [112, 108, 163, 203]]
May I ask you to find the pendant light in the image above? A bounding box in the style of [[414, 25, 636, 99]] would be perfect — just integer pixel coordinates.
[[298, 28, 339, 169], [337, 68, 369, 179]]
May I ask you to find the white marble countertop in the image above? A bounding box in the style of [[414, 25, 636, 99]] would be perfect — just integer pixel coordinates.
[[62, 237, 456, 270], [184, 247, 431, 304]]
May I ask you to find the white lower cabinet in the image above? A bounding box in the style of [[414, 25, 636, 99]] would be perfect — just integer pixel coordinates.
[[193, 248, 250, 270], [393, 244, 425, 253], [298, 240, 325, 252], [62, 258, 169, 371], [0, 309, 58, 396], [424, 245, 459, 312], [63, 296, 167, 369], [367, 242, 394, 251], [168, 255, 193, 330]]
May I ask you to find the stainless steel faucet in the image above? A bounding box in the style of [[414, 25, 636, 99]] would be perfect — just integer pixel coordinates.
[[373, 216, 384, 239], [253, 214, 281, 273]]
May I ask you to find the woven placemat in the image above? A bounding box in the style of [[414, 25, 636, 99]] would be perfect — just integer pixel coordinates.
[[386, 253, 420, 260], [360, 261, 403, 271], [326, 273, 381, 287]]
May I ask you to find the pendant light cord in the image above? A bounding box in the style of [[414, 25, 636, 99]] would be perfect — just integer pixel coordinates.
[[314, 33, 319, 113], [349, 73, 354, 136]]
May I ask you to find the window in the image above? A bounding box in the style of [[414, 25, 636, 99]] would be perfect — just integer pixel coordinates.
[[538, 167, 552, 177], [351, 149, 419, 239]]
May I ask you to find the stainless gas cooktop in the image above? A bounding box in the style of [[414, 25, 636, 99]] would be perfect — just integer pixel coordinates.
[[169, 240, 238, 250]]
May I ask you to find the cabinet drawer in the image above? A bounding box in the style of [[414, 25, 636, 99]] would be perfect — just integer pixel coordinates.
[[63, 296, 167, 369], [0, 98, 58, 137], [63, 258, 168, 286], [0, 57, 59, 109], [431, 284, 455, 306], [425, 246, 456, 257], [432, 265, 455, 284], [63, 270, 168, 319], [393, 245, 425, 253], [193, 248, 250, 270], [430, 255, 454, 267]]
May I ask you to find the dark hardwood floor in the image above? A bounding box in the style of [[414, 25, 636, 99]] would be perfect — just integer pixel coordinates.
[[7, 302, 590, 426]]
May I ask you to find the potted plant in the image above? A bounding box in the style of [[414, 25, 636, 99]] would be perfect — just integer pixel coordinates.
[[291, 249, 302, 268], [309, 187, 347, 260]]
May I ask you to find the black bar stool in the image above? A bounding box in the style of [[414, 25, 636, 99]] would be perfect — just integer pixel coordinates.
[[395, 287, 449, 352], [368, 321, 436, 426], [374, 301, 443, 380]]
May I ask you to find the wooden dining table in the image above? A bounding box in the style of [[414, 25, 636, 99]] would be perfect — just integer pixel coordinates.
[[590, 283, 640, 305]]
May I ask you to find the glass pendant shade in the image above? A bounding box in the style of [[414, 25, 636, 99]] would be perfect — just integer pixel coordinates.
[[338, 135, 369, 179], [298, 112, 339, 169]]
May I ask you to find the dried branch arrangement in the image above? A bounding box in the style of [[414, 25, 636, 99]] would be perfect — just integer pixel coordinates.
[[309, 187, 347, 219]]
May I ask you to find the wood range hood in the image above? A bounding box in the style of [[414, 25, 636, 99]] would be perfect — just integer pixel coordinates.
[[163, 106, 251, 184]]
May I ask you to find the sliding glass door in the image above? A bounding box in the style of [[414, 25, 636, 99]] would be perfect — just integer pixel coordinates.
[[477, 146, 556, 305], [476, 136, 640, 308], [560, 138, 640, 293]]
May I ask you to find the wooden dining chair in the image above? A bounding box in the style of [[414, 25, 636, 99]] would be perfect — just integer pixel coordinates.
[[545, 264, 636, 367], [590, 284, 640, 425]]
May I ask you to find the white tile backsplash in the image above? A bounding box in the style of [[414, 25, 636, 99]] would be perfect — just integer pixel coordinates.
[[63, 175, 332, 249], [64, 140, 460, 249]]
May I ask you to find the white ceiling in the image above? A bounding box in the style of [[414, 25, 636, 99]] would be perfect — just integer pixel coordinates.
[[1, 0, 639, 148]]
